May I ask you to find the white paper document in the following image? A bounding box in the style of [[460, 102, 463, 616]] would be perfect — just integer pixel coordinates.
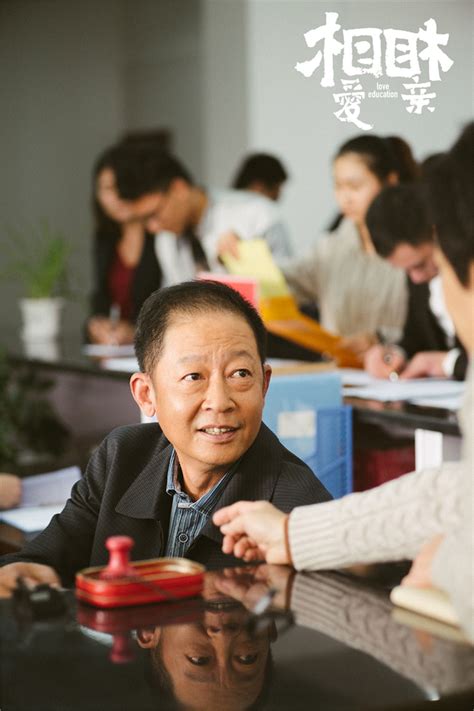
[[82, 343, 136, 358], [0, 466, 81, 533], [0, 505, 64, 533], [102, 356, 139, 372], [343, 378, 465, 404]]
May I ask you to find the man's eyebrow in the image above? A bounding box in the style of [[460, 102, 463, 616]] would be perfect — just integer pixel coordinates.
[[176, 350, 257, 365]]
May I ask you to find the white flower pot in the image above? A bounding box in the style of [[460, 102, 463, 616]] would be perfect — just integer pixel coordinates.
[[19, 297, 63, 340]]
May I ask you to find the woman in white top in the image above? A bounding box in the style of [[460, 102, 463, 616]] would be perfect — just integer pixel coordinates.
[[283, 135, 415, 354]]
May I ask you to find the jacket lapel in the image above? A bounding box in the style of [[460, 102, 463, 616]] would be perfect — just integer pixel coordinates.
[[114, 441, 173, 525]]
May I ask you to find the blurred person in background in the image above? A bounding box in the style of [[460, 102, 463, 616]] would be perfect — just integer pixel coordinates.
[[282, 135, 416, 359], [93, 144, 293, 270], [87, 141, 207, 345], [231, 152, 288, 202], [365, 183, 467, 380]]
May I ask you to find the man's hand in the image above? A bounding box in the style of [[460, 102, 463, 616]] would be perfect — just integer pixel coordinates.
[[401, 535, 444, 588], [216, 231, 241, 259], [364, 344, 406, 379], [0, 563, 61, 598], [0, 474, 22, 509], [399, 352, 448, 379], [213, 501, 289, 564]]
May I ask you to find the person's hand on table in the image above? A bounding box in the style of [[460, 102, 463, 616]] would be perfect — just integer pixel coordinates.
[[0, 474, 22, 509], [213, 501, 290, 565], [0, 562, 61, 598], [87, 317, 135, 345], [339, 333, 377, 360], [364, 343, 406, 379], [399, 352, 447, 379], [401, 535, 444, 588], [216, 230, 241, 259]]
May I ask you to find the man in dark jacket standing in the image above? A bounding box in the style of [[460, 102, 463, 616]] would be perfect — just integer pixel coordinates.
[[0, 281, 330, 589]]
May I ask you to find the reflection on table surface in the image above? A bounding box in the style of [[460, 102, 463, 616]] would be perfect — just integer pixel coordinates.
[[1, 565, 473, 710]]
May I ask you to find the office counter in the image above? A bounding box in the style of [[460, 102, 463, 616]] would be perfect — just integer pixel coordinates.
[[5, 330, 462, 496], [6, 331, 461, 437], [0, 564, 473, 710]]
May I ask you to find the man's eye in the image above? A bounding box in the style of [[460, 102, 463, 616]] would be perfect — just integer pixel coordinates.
[[183, 373, 201, 382], [235, 653, 258, 665], [186, 655, 211, 666], [232, 369, 251, 378]]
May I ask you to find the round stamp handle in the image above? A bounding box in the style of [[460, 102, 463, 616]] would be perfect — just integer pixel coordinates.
[[100, 535, 137, 580]]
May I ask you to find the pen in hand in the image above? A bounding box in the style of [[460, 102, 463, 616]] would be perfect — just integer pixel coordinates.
[[377, 332, 404, 381]]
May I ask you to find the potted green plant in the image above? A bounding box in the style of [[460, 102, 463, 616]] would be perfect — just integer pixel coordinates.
[[4, 219, 70, 340]]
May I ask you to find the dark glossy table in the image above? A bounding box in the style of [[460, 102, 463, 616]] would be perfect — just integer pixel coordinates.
[[1, 565, 473, 711]]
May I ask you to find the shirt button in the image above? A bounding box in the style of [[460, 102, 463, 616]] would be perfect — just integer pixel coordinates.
[[178, 532, 189, 544]]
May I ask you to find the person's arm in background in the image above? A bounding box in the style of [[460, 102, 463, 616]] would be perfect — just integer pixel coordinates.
[[282, 239, 324, 307], [0, 474, 22, 509]]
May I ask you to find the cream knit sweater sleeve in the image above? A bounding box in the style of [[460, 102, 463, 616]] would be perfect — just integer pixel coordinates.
[[288, 461, 465, 571], [289, 360, 472, 573]]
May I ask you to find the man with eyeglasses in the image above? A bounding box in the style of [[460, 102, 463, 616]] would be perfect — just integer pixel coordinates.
[[364, 183, 467, 380]]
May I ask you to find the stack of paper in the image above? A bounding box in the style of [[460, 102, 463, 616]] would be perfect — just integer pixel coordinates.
[[0, 466, 81, 533]]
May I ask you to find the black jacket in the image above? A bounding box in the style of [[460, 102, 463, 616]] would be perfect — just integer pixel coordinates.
[[90, 232, 162, 322], [2, 423, 331, 583], [398, 280, 467, 380]]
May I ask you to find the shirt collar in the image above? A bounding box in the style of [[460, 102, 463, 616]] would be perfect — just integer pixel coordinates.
[[165, 449, 240, 506]]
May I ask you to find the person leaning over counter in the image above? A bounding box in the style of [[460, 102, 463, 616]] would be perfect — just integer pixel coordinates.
[[0, 281, 330, 590], [364, 182, 467, 380], [214, 122, 474, 642]]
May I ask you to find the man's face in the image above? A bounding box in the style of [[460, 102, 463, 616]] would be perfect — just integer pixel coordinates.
[[96, 170, 192, 233], [388, 241, 438, 283], [146, 310, 271, 480]]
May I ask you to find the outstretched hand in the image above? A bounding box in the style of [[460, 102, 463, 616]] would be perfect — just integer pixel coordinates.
[[213, 501, 290, 565]]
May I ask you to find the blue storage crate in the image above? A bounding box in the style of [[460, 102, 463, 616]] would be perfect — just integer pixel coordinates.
[[263, 372, 352, 498]]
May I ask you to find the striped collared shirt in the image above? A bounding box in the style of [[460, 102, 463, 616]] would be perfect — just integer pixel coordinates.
[[164, 450, 238, 558]]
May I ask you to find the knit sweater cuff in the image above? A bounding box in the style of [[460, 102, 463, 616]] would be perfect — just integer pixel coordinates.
[[288, 501, 342, 571]]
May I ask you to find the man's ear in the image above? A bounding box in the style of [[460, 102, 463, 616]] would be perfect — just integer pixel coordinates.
[[136, 627, 162, 649], [130, 372, 157, 418], [262, 364, 272, 398]]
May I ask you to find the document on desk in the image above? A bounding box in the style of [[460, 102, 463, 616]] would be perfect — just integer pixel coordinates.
[[82, 343, 136, 358], [0, 466, 81, 532], [344, 378, 465, 407], [0, 505, 65, 533], [101, 356, 139, 372]]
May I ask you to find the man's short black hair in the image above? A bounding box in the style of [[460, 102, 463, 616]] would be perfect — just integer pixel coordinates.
[[232, 153, 288, 190], [95, 142, 193, 200], [427, 122, 474, 287], [134, 280, 267, 374], [366, 184, 433, 258]]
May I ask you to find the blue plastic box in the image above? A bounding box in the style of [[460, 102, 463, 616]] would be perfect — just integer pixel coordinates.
[[263, 372, 352, 498]]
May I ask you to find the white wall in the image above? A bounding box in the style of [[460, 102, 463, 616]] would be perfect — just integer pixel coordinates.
[[245, 0, 473, 251], [0, 0, 126, 331]]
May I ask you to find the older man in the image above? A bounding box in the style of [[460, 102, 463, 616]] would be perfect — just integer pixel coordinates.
[[0, 281, 330, 590]]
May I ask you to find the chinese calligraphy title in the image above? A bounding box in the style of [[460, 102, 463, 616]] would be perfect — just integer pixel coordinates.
[[295, 12, 454, 130]]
